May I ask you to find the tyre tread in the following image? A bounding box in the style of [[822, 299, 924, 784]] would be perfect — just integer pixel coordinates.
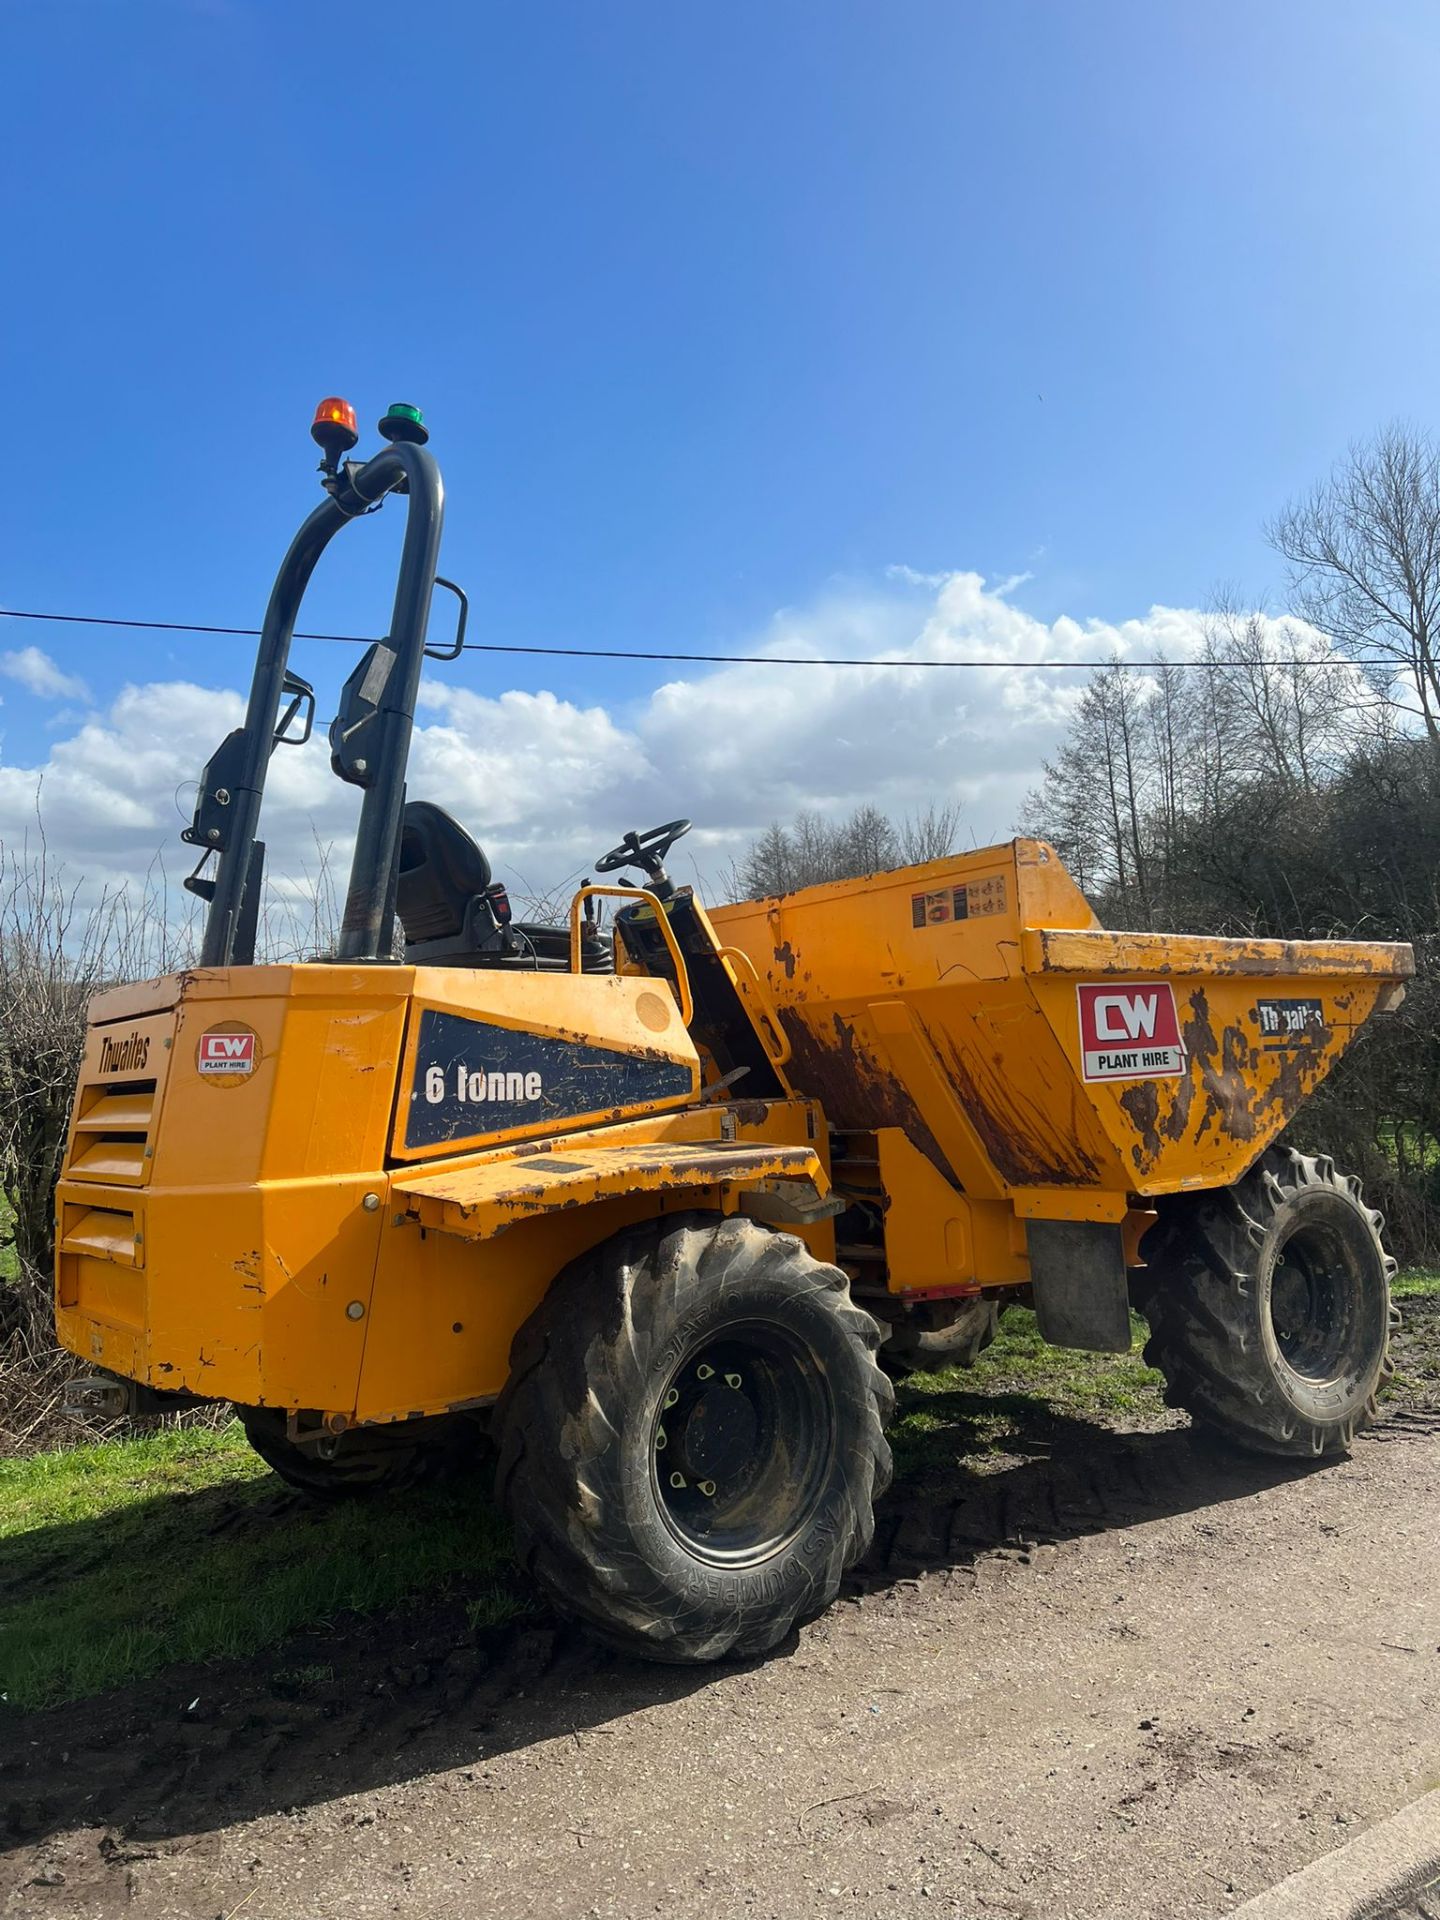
[[492, 1211, 892, 1663], [1138, 1147, 1392, 1458]]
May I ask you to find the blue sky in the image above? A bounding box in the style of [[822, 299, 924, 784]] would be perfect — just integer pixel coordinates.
[[2, 1, 1438, 898]]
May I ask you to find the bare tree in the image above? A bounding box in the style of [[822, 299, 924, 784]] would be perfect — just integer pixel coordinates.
[[898, 800, 962, 866], [730, 822, 809, 900], [0, 818, 351, 1343], [0, 832, 190, 1344], [1201, 601, 1356, 793], [1023, 660, 1157, 919], [729, 801, 962, 901], [1269, 423, 1440, 750], [834, 805, 899, 878]]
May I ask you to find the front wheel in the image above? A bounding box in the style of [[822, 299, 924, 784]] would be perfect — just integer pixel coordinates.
[[493, 1212, 894, 1663], [1136, 1147, 1396, 1457]]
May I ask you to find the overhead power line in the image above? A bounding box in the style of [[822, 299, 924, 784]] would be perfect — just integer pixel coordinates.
[[0, 603, 1390, 673]]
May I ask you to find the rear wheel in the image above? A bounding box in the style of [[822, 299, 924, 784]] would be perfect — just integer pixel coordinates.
[[1136, 1147, 1396, 1457], [238, 1407, 469, 1498], [879, 1295, 1001, 1376], [493, 1212, 893, 1663]]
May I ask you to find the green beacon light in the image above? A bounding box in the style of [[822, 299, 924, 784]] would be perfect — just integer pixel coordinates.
[[378, 402, 428, 446]]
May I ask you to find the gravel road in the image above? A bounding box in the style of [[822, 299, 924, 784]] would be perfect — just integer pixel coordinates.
[[4, 1386, 1438, 1919]]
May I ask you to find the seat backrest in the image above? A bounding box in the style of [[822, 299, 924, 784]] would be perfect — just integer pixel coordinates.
[[397, 801, 493, 945]]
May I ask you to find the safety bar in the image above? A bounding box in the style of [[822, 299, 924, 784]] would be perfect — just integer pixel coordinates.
[[715, 944, 792, 1067], [199, 441, 445, 967], [569, 886, 694, 1029]]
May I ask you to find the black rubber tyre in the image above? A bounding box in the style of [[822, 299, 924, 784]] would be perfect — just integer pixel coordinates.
[[1136, 1147, 1397, 1457], [880, 1296, 1001, 1376], [493, 1211, 894, 1663], [238, 1407, 462, 1499]]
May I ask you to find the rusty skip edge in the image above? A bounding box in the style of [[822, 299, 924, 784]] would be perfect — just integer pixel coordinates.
[[1026, 926, 1415, 981]]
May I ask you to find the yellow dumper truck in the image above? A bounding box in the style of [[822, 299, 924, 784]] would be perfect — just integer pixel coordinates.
[[55, 403, 1413, 1661]]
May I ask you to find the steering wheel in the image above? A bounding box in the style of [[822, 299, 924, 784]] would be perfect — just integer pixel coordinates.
[[595, 818, 692, 882]]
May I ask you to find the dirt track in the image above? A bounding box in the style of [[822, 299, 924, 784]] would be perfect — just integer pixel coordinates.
[[4, 1391, 1439, 1917]]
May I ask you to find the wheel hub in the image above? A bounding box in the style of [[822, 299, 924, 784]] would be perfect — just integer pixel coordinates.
[[675, 1382, 759, 1483], [1271, 1260, 1314, 1345], [1267, 1211, 1380, 1385], [650, 1322, 834, 1567]]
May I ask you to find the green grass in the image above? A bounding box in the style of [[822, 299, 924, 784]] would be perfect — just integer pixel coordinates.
[[961, 1306, 1163, 1414], [0, 1421, 523, 1711], [887, 1305, 1168, 1481], [889, 1273, 1439, 1482], [0, 1192, 15, 1285]]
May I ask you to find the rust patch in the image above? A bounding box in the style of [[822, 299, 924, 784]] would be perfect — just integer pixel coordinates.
[[776, 1007, 953, 1183], [1178, 988, 1259, 1146], [1119, 1081, 1161, 1171], [926, 1021, 1101, 1187], [1159, 1061, 1197, 1146], [729, 1099, 771, 1128], [1182, 987, 1218, 1061], [1120, 1054, 1199, 1177], [1208, 1022, 1260, 1141], [774, 941, 798, 981], [1261, 1039, 1328, 1129]]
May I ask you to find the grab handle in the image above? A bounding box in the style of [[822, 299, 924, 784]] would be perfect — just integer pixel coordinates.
[[715, 944, 792, 1067], [569, 885, 694, 1030]]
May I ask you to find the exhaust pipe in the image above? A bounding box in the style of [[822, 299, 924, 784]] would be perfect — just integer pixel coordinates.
[[63, 1374, 134, 1417], [63, 1374, 217, 1418]]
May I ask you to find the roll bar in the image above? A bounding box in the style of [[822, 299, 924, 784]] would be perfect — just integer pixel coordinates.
[[189, 435, 445, 967]]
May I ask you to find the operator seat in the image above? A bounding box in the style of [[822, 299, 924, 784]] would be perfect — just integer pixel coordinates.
[[396, 801, 609, 971]]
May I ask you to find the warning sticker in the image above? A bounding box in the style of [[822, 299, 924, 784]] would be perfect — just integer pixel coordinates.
[[911, 875, 1008, 928], [1077, 982, 1185, 1082], [912, 889, 958, 927], [964, 874, 1007, 918], [197, 1025, 260, 1081]]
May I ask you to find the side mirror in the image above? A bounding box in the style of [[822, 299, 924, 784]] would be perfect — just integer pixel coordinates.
[[273, 670, 315, 748]]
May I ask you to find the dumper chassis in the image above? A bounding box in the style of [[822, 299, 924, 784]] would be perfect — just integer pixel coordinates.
[[55, 402, 1413, 1660]]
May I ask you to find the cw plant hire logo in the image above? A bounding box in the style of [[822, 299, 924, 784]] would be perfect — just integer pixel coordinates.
[[196, 1026, 261, 1081], [1076, 982, 1185, 1084]]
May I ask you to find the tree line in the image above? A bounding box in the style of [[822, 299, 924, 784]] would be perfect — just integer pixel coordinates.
[[1021, 426, 1440, 1256], [730, 427, 1440, 1257]]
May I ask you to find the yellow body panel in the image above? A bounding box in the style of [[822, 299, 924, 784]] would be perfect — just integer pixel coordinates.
[[357, 1100, 831, 1422], [1020, 926, 1405, 1191], [871, 1129, 1030, 1296]]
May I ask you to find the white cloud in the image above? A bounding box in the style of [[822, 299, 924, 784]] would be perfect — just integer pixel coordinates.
[[0, 646, 89, 702], [0, 571, 1306, 921]]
